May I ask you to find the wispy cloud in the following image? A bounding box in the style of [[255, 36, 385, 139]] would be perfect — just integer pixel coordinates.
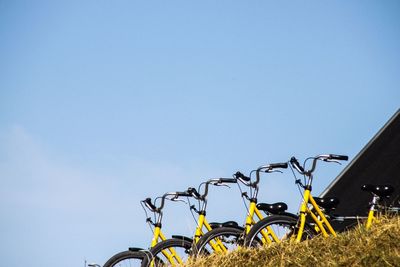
[[0, 125, 111, 213], [0, 126, 140, 266], [0, 125, 207, 267]]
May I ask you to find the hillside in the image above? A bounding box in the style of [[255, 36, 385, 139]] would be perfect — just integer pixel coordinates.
[[186, 217, 400, 267]]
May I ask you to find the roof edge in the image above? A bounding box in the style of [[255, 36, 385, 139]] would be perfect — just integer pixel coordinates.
[[320, 108, 400, 197]]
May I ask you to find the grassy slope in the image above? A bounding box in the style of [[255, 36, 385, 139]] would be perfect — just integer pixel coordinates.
[[186, 217, 400, 267]]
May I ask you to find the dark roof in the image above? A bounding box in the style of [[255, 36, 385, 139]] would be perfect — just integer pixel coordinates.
[[321, 109, 400, 230]]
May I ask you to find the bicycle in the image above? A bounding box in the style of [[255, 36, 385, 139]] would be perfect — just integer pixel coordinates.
[[142, 177, 246, 267], [244, 154, 349, 246], [195, 162, 292, 254], [244, 155, 399, 245], [246, 178, 399, 246], [103, 191, 193, 267], [330, 183, 399, 230]]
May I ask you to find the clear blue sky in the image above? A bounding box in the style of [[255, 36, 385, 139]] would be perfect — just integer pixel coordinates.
[[1, 1, 399, 266]]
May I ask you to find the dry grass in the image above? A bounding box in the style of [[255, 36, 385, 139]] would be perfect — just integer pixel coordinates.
[[185, 217, 400, 267]]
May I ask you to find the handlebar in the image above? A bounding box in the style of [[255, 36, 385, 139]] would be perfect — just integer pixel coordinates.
[[141, 191, 192, 213], [290, 154, 348, 176], [192, 177, 238, 200], [143, 176, 238, 213], [235, 162, 288, 188], [254, 162, 288, 186]]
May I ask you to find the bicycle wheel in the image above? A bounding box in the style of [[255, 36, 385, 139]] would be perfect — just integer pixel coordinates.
[[195, 226, 244, 256], [141, 238, 193, 267], [103, 250, 145, 267], [245, 215, 316, 247]]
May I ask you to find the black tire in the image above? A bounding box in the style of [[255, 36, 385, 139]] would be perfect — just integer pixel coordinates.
[[244, 215, 316, 247], [195, 226, 244, 256], [141, 238, 193, 267], [103, 250, 145, 267]]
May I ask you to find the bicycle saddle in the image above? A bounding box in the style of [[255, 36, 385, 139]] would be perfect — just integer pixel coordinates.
[[361, 184, 394, 197], [256, 202, 288, 214], [209, 221, 239, 229], [313, 197, 340, 210]]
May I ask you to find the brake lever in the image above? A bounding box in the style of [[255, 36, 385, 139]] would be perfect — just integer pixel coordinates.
[[215, 183, 231, 188], [171, 198, 187, 205], [265, 169, 283, 174], [324, 159, 342, 165]]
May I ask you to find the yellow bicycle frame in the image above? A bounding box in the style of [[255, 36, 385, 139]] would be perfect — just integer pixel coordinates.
[[296, 188, 336, 242], [183, 200, 280, 256], [194, 213, 230, 253], [194, 200, 280, 253], [294, 188, 384, 243], [245, 201, 280, 244], [156, 211, 234, 265], [150, 226, 166, 247], [150, 226, 184, 265]]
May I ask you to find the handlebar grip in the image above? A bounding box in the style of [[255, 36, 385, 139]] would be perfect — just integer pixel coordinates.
[[290, 157, 305, 173], [234, 171, 251, 182], [187, 187, 202, 199], [176, 191, 192, 197], [329, 154, 348, 161], [218, 178, 237, 184], [144, 198, 157, 211], [269, 162, 288, 169]]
